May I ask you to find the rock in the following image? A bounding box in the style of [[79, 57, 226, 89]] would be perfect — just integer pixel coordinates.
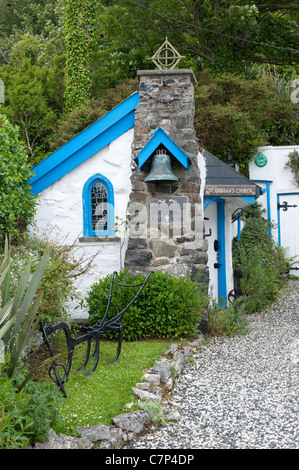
[[189, 334, 204, 348], [152, 360, 172, 383], [32, 429, 93, 450], [165, 410, 181, 422], [112, 410, 150, 435], [162, 344, 179, 356], [171, 352, 186, 375], [77, 424, 125, 449], [183, 346, 192, 359], [132, 387, 161, 401], [77, 424, 111, 442], [135, 382, 152, 391], [165, 377, 174, 391], [94, 428, 125, 449], [142, 373, 161, 385], [124, 402, 134, 409]]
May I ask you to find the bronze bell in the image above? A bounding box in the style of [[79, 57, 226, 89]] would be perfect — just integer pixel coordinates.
[[144, 149, 179, 183]]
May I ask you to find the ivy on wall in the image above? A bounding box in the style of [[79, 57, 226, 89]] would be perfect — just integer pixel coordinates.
[[64, 0, 97, 113]]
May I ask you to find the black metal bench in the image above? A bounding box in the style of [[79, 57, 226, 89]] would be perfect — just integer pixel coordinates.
[[40, 271, 152, 396]]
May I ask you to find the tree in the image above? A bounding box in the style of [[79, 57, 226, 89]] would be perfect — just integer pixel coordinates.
[[194, 69, 299, 169], [64, 0, 97, 112], [0, 114, 36, 243], [97, 0, 299, 75], [0, 35, 59, 165], [0, 0, 66, 66]]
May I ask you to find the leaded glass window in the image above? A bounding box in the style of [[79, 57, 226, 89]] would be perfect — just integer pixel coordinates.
[[91, 181, 108, 232], [83, 174, 114, 237]]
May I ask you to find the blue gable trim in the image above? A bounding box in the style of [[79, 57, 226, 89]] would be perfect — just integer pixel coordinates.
[[136, 128, 191, 170], [30, 92, 139, 195]]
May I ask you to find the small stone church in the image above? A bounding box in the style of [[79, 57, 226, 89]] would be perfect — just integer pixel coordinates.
[[30, 42, 261, 319]]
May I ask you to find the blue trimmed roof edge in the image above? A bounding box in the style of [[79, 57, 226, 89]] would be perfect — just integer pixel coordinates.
[[30, 92, 139, 195], [136, 128, 191, 170]]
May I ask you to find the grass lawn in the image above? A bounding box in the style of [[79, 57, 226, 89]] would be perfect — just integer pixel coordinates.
[[52, 338, 172, 435]]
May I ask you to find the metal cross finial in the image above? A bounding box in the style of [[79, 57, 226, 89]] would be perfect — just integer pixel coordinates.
[[148, 37, 185, 70]]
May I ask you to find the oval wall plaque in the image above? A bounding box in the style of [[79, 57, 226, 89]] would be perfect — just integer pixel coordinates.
[[255, 154, 268, 167]]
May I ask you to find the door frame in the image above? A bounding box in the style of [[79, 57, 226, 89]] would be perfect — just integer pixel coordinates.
[[204, 196, 227, 304], [277, 192, 299, 246], [217, 199, 227, 305]]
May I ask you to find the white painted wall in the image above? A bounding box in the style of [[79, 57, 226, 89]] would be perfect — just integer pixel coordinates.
[[32, 129, 134, 319], [249, 145, 299, 245]]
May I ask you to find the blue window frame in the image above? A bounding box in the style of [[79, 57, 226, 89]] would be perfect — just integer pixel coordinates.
[[82, 174, 115, 237]]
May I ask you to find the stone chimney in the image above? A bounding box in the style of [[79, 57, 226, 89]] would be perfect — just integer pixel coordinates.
[[124, 68, 208, 285]]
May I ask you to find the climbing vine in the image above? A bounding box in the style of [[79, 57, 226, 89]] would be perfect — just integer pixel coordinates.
[[285, 150, 299, 186], [64, 0, 97, 113]]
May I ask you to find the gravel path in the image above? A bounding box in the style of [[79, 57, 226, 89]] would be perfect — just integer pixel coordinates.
[[128, 280, 299, 449]]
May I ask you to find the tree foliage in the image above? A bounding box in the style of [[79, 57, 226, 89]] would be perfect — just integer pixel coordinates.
[[0, 35, 59, 165], [0, 115, 36, 243], [194, 69, 299, 167], [96, 0, 299, 74], [0, 0, 297, 169]]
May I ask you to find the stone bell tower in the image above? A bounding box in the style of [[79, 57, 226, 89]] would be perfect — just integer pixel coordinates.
[[124, 39, 208, 286]]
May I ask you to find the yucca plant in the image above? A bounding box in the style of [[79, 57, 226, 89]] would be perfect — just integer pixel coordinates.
[[0, 236, 50, 379]]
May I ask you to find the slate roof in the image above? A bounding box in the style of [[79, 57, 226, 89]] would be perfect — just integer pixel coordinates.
[[203, 148, 260, 191]]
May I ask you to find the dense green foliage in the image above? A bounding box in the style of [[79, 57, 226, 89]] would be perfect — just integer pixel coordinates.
[[97, 0, 298, 72], [0, 115, 36, 243], [194, 69, 298, 168], [85, 269, 208, 341], [0, 374, 63, 449], [49, 79, 137, 152], [0, 0, 297, 168], [232, 204, 289, 313]]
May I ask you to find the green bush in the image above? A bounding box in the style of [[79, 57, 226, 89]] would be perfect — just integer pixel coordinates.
[[208, 297, 249, 337], [8, 233, 95, 325], [19, 379, 63, 444], [233, 205, 289, 313], [0, 374, 63, 449], [0, 375, 33, 449], [85, 269, 208, 341]]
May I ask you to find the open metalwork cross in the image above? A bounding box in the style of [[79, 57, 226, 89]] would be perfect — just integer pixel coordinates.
[[148, 37, 185, 70]]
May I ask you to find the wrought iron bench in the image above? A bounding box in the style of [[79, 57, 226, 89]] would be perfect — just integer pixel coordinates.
[[40, 271, 152, 396]]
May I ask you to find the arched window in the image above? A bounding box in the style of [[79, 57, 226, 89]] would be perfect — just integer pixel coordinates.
[[82, 174, 115, 237]]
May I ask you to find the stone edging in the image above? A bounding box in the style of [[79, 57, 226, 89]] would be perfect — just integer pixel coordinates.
[[28, 334, 204, 449]]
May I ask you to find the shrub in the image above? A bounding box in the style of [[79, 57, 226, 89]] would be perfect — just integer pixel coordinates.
[[0, 374, 63, 449], [85, 269, 208, 341], [208, 297, 249, 337], [0, 375, 33, 449], [232, 204, 289, 313], [8, 233, 96, 325], [19, 379, 63, 444]]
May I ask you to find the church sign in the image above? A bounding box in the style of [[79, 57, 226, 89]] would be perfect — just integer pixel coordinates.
[[204, 185, 257, 197]]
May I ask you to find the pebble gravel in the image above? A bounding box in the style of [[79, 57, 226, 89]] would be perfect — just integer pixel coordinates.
[[128, 280, 299, 449]]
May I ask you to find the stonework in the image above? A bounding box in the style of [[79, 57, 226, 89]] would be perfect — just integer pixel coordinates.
[[125, 69, 208, 285]]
